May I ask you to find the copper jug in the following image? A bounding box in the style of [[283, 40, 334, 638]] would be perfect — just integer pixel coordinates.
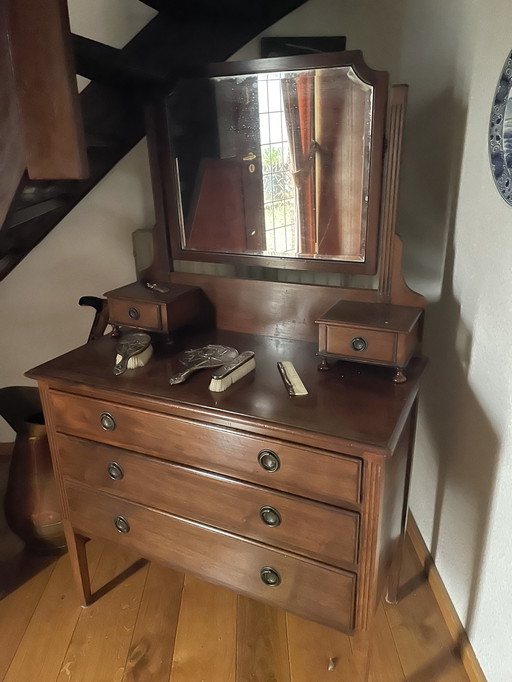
[[1, 387, 66, 554]]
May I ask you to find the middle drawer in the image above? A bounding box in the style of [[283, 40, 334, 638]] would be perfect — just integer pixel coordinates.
[[57, 434, 359, 568]]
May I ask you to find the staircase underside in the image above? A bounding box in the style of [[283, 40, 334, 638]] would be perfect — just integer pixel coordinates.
[[0, 0, 310, 280]]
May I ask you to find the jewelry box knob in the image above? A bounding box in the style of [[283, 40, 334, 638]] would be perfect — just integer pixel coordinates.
[[351, 336, 368, 352]]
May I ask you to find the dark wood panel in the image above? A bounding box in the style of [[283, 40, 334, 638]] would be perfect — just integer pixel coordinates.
[[66, 483, 357, 633], [169, 272, 379, 342], [58, 434, 360, 567], [8, 0, 87, 179], [0, 2, 24, 226], [50, 394, 362, 507]]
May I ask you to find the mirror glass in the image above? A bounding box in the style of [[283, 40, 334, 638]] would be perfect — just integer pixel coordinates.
[[167, 65, 374, 262]]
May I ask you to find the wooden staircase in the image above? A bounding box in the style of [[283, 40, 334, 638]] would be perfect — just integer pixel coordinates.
[[0, 0, 310, 281]]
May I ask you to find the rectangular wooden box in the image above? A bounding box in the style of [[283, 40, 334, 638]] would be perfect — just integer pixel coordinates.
[[316, 301, 423, 372], [105, 281, 206, 334]]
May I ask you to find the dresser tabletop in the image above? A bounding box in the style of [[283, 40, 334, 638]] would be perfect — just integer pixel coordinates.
[[28, 330, 426, 457]]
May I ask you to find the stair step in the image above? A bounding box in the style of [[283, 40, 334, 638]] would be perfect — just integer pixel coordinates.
[[19, 181, 77, 207], [138, 0, 285, 21], [4, 199, 67, 230]]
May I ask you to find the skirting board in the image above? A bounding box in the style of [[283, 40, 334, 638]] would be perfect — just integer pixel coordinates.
[[406, 513, 487, 682]]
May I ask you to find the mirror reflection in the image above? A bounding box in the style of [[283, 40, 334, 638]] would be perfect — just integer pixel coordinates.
[[168, 66, 373, 262]]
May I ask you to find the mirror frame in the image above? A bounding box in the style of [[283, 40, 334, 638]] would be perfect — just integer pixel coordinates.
[[151, 51, 389, 275]]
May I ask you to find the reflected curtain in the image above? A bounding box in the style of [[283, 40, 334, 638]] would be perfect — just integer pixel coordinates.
[[281, 73, 316, 254], [315, 69, 367, 259]]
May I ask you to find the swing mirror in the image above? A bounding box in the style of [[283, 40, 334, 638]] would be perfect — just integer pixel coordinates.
[[164, 51, 388, 274]]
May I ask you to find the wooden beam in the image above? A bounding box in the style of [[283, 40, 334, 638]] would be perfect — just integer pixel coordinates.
[[0, 2, 25, 226], [7, 0, 88, 180]]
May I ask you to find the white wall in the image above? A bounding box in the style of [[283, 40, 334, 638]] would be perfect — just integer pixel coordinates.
[[1, 0, 510, 678]]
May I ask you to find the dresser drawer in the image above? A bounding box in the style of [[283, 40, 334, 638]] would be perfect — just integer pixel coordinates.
[[66, 483, 356, 632], [49, 391, 362, 507], [58, 435, 359, 567]]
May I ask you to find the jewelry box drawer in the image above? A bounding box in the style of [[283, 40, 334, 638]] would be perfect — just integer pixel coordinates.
[[49, 391, 362, 507], [66, 483, 357, 632], [108, 298, 162, 331], [57, 435, 360, 567], [321, 326, 397, 363]]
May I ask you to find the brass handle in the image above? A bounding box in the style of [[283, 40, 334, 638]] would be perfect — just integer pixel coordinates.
[[114, 515, 130, 533], [107, 462, 124, 480], [128, 307, 140, 320], [260, 566, 281, 587], [260, 505, 281, 527], [100, 412, 116, 431], [243, 152, 257, 161], [258, 450, 280, 473], [351, 336, 368, 352]]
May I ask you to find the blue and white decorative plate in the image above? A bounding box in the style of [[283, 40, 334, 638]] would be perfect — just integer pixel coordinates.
[[489, 50, 512, 205]]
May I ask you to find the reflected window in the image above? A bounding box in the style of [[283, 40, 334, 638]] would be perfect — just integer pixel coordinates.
[[258, 73, 297, 254]]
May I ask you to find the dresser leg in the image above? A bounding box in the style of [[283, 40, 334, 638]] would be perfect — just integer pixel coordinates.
[[386, 398, 418, 604], [386, 536, 404, 604], [63, 521, 91, 606]]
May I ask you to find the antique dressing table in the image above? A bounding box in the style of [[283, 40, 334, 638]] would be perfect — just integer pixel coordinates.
[[28, 51, 425, 679]]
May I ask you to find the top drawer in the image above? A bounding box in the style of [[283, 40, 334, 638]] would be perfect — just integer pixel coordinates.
[[48, 391, 362, 507]]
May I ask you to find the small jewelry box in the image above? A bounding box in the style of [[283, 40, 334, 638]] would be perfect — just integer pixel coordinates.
[[104, 281, 207, 336], [315, 300, 423, 382]]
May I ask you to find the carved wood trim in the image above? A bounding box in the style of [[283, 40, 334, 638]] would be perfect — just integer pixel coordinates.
[[378, 85, 408, 300]]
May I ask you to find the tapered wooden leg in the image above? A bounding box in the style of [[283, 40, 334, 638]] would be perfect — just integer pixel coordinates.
[[386, 534, 405, 604], [63, 520, 91, 606], [386, 399, 418, 604]]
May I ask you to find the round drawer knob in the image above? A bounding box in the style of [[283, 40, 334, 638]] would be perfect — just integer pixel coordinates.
[[114, 515, 130, 533], [128, 307, 141, 320], [259, 505, 281, 527], [107, 461, 124, 480], [351, 336, 368, 352], [260, 566, 281, 587], [258, 450, 280, 473], [100, 412, 116, 431]]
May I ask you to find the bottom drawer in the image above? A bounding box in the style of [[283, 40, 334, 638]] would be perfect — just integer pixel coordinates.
[[66, 483, 356, 632]]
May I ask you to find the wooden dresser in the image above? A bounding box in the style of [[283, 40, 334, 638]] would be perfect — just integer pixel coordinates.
[[28, 324, 424, 674], [28, 51, 426, 679]]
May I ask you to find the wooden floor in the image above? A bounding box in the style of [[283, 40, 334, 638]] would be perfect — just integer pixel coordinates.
[[0, 449, 469, 682]]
